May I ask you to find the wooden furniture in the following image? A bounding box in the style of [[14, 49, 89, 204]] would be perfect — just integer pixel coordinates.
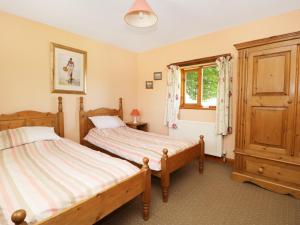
[[126, 122, 148, 131], [0, 97, 151, 225], [79, 97, 205, 203], [0, 97, 64, 137], [232, 31, 300, 199]]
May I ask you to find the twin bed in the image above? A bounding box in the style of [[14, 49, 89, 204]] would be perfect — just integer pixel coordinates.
[[0, 96, 205, 225], [79, 97, 205, 202], [0, 97, 150, 225]]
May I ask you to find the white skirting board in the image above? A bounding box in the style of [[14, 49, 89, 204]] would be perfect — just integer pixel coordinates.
[[169, 120, 223, 157]]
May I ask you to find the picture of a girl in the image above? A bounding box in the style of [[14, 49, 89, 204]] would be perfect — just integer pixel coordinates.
[[63, 58, 75, 84]]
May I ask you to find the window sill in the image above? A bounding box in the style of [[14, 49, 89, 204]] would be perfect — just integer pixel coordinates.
[[180, 105, 216, 110]]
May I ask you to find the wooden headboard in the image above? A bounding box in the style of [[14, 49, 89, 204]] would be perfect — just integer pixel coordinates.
[[0, 97, 64, 137], [79, 97, 123, 144]]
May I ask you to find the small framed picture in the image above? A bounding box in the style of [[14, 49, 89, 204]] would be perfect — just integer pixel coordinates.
[[51, 43, 87, 94], [145, 81, 153, 89], [154, 72, 162, 80]]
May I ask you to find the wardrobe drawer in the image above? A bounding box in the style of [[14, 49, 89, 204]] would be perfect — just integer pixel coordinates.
[[245, 157, 300, 185]]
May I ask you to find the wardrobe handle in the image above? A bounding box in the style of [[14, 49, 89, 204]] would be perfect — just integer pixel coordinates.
[[258, 167, 264, 174], [287, 99, 293, 104]]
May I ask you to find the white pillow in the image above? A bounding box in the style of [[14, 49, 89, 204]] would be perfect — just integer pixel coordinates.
[[0, 126, 61, 150], [89, 116, 125, 129], [24, 126, 61, 142]]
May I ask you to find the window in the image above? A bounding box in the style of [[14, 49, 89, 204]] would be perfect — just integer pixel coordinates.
[[181, 64, 219, 110]]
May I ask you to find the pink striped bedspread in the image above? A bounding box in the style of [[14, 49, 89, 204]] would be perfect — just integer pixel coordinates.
[[0, 138, 139, 225], [84, 127, 198, 171]]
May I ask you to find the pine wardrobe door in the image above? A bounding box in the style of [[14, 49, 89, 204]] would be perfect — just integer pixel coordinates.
[[244, 43, 298, 156], [295, 91, 300, 157], [294, 45, 300, 157]]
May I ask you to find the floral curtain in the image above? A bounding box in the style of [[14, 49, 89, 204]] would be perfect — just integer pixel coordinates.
[[164, 65, 181, 129], [216, 56, 233, 135]]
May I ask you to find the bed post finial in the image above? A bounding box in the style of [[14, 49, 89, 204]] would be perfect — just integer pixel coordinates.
[[141, 157, 151, 221], [142, 157, 149, 169], [57, 97, 64, 137], [79, 97, 85, 145], [80, 97, 84, 111], [11, 209, 28, 225], [119, 98, 123, 120], [199, 135, 205, 173], [162, 148, 168, 160], [161, 148, 169, 202], [58, 97, 63, 112], [200, 135, 204, 143]]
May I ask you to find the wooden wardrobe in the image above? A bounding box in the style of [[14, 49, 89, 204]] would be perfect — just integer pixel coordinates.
[[232, 31, 300, 198]]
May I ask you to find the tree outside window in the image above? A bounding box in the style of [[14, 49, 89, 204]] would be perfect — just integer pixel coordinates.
[[181, 64, 219, 109]]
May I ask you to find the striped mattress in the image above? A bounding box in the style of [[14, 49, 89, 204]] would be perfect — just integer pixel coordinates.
[[84, 127, 198, 171], [0, 138, 139, 225]]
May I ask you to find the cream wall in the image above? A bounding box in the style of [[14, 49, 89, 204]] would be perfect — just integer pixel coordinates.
[[136, 10, 300, 159], [0, 12, 138, 142], [1, 10, 300, 158]]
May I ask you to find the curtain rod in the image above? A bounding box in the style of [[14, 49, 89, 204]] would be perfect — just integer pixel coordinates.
[[167, 53, 232, 69]]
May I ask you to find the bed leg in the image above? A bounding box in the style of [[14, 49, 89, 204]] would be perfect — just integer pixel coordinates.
[[161, 148, 170, 203], [199, 135, 205, 174], [162, 185, 169, 203], [11, 209, 28, 225], [142, 158, 151, 221]]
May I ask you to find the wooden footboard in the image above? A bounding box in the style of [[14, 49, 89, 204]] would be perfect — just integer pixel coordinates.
[[79, 97, 205, 203], [83, 133, 205, 203], [167, 135, 205, 174], [158, 135, 205, 202], [11, 159, 151, 225]]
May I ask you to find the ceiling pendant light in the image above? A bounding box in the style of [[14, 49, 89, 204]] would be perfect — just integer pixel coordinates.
[[124, 0, 157, 28]]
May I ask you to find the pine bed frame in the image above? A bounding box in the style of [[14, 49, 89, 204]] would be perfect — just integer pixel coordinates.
[[79, 97, 205, 202], [0, 97, 151, 225]]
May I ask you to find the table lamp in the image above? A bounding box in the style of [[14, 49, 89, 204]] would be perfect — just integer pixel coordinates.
[[130, 109, 140, 124]]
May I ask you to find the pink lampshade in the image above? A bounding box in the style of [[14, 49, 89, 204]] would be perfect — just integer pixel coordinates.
[[124, 0, 157, 28], [130, 109, 141, 116]]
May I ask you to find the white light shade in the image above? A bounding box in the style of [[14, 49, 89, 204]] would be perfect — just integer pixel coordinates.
[[124, 0, 157, 28]]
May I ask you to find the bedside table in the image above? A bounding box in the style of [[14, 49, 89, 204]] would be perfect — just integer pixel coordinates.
[[126, 122, 148, 131]]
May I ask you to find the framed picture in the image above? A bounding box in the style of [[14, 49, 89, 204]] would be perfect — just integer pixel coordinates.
[[51, 43, 87, 94], [154, 72, 162, 80], [145, 81, 153, 89]]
